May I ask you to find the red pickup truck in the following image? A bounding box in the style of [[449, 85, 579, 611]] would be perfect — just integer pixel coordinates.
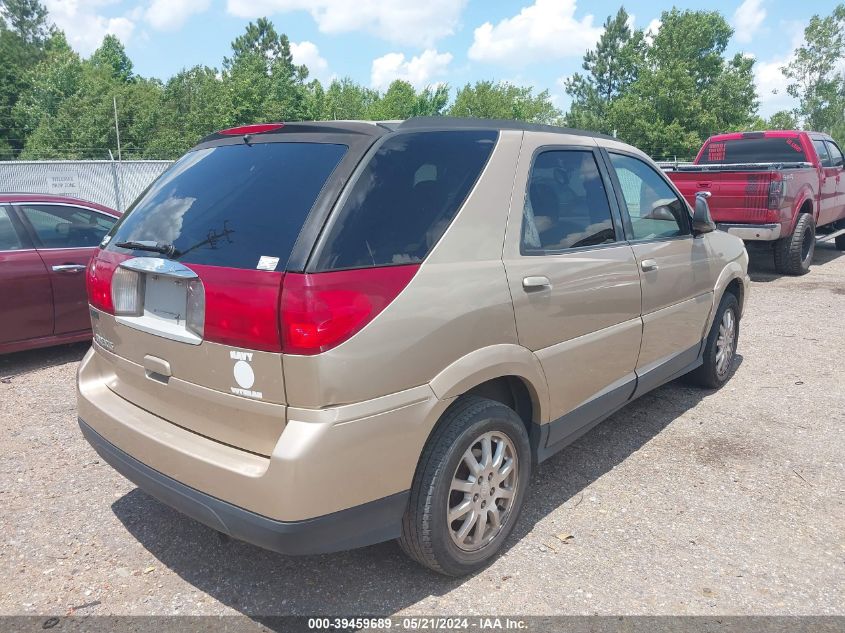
[[667, 130, 845, 275]]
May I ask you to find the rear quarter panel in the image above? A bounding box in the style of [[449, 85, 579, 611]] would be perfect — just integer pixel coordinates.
[[282, 130, 526, 410]]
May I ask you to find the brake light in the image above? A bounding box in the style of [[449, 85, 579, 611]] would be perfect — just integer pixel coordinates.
[[281, 265, 419, 355], [86, 250, 130, 314], [189, 264, 285, 352], [768, 174, 786, 210], [218, 123, 284, 136]]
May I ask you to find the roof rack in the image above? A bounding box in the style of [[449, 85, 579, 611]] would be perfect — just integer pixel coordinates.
[[397, 116, 617, 140]]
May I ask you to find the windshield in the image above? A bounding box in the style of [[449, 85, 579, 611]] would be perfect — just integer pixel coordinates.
[[106, 142, 347, 270]]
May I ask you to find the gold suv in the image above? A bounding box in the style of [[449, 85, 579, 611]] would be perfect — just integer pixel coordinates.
[[78, 118, 749, 575]]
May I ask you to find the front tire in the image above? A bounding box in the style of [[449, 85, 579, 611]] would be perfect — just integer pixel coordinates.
[[774, 213, 815, 275], [687, 293, 739, 389], [399, 396, 531, 576]]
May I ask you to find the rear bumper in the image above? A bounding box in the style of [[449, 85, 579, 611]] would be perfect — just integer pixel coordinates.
[[717, 223, 781, 241], [80, 419, 408, 555]]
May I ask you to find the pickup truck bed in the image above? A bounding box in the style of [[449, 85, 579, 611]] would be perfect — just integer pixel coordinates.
[[667, 131, 845, 274]]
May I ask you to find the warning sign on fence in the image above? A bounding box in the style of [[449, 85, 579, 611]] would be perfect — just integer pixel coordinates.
[[45, 170, 80, 194]]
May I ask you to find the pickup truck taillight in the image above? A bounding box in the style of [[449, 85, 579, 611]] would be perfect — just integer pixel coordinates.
[[768, 174, 786, 210]]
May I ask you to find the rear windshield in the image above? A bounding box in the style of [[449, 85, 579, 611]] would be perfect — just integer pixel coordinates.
[[699, 137, 806, 164], [106, 142, 346, 270], [312, 130, 497, 271]]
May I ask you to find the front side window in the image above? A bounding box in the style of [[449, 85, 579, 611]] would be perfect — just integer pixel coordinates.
[[19, 204, 116, 248], [608, 153, 690, 241], [0, 207, 24, 251], [312, 130, 497, 271], [521, 150, 615, 254]]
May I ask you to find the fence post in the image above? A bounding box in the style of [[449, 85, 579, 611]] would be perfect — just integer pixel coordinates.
[[109, 153, 124, 211]]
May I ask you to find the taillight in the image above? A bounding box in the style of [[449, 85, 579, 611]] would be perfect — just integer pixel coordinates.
[[86, 250, 129, 314], [280, 265, 419, 355], [768, 175, 786, 210], [189, 264, 285, 352]]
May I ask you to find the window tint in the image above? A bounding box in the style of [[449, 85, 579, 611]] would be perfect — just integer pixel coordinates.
[[521, 150, 615, 253], [20, 204, 116, 248], [312, 130, 497, 271], [107, 142, 347, 270], [0, 207, 23, 251], [609, 153, 689, 241], [814, 140, 832, 167], [826, 141, 844, 167], [698, 137, 807, 164]]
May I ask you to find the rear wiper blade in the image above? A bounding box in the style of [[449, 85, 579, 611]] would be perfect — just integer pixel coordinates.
[[115, 240, 179, 258]]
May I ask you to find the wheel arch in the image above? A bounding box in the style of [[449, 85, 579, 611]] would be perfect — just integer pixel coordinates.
[[429, 344, 550, 426], [704, 263, 748, 336]]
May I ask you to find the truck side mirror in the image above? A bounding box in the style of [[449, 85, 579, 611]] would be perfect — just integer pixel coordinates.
[[692, 191, 716, 236]]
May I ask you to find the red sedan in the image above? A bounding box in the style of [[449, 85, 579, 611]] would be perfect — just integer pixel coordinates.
[[0, 193, 121, 354]]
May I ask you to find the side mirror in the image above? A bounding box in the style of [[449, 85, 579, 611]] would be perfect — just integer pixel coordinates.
[[692, 192, 716, 236]]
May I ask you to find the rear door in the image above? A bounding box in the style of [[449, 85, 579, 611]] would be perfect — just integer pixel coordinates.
[[503, 139, 642, 440], [823, 140, 845, 224], [812, 138, 839, 227], [0, 205, 53, 344], [16, 203, 117, 334], [604, 150, 715, 394]]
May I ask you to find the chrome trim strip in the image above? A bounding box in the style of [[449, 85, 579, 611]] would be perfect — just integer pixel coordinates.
[[120, 257, 197, 278]]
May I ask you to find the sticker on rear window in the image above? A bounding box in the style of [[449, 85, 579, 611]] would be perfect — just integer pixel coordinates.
[[256, 256, 279, 271]]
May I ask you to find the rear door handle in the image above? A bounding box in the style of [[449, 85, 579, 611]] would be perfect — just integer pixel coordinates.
[[640, 259, 659, 272], [52, 264, 87, 273], [522, 276, 551, 290]]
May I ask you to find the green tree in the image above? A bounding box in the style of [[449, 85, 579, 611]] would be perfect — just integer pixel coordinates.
[[12, 31, 83, 138], [0, 0, 50, 153], [565, 6, 644, 132], [449, 81, 561, 124], [783, 4, 845, 143], [147, 65, 231, 157], [594, 8, 758, 158], [89, 34, 134, 83]]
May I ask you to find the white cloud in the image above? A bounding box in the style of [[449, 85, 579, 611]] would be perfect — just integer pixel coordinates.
[[290, 41, 330, 81], [644, 18, 661, 45], [45, 0, 135, 55], [226, 0, 467, 47], [753, 25, 804, 116], [370, 49, 452, 90], [733, 0, 766, 44], [468, 0, 602, 66], [145, 0, 210, 31]]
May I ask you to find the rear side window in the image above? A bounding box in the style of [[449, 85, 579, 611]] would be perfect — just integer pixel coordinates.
[[19, 204, 115, 248], [0, 207, 23, 251], [522, 150, 615, 253], [107, 142, 347, 270], [814, 140, 832, 167], [312, 130, 497, 271], [699, 137, 807, 164], [825, 141, 844, 167]]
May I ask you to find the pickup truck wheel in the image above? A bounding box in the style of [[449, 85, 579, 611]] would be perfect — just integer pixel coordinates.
[[399, 396, 530, 576], [687, 293, 739, 389], [774, 213, 815, 275]]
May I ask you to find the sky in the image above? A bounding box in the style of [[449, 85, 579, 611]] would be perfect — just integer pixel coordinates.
[[42, 0, 841, 118]]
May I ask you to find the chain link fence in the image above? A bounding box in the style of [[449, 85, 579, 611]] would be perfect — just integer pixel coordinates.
[[0, 160, 173, 211]]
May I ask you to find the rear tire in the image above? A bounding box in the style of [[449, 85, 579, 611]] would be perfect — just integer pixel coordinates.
[[399, 396, 531, 576], [774, 214, 815, 275], [687, 293, 739, 389]]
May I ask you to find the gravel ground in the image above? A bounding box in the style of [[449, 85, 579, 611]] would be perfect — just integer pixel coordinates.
[[0, 242, 843, 618]]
